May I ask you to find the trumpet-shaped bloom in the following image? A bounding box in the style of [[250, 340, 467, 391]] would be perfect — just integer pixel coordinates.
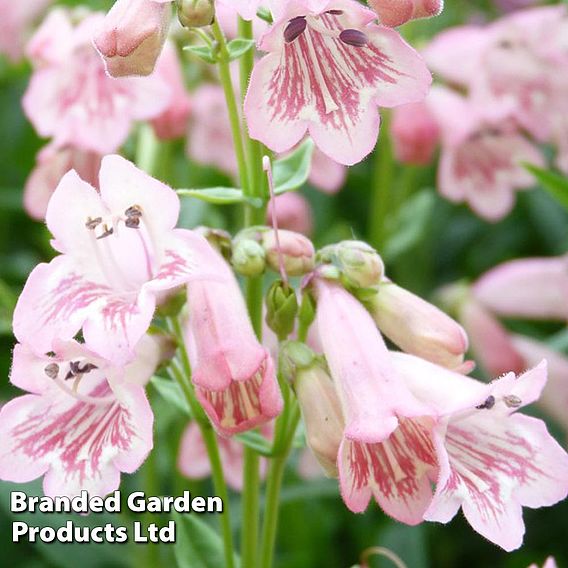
[[367, 0, 443, 28], [0, 338, 159, 497], [13, 155, 215, 364], [23, 9, 170, 155], [473, 256, 568, 320], [244, 0, 431, 165], [185, 246, 282, 436], [428, 86, 543, 221]]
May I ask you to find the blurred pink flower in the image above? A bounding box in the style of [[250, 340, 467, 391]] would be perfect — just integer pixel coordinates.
[[391, 101, 440, 165], [178, 422, 269, 490], [427, 86, 543, 221], [267, 193, 313, 236], [185, 245, 282, 436], [151, 42, 191, 140], [23, 9, 170, 155], [24, 144, 102, 221], [93, 0, 171, 77], [528, 557, 558, 568], [308, 147, 347, 194], [217, 0, 263, 22], [473, 256, 568, 320], [367, 0, 443, 27], [244, 0, 431, 165], [0, 337, 159, 497], [0, 0, 51, 62], [13, 155, 215, 364]]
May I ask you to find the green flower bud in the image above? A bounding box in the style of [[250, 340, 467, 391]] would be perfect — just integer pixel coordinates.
[[266, 281, 299, 340], [176, 0, 215, 28], [231, 238, 266, 277], [194, 226, 232, 260]]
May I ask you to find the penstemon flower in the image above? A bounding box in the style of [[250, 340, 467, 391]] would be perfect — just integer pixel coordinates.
[[367, 0, 444, 28], [244, 0, 432, 165], [0, 335, 161, 497], [13, 155, 217, 364], [185, 242, 282, 436]]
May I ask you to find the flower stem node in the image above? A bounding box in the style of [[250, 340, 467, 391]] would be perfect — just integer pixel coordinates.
[[176, 0, 215, 29], [231, 237, 266, 277], [265, 281, 299, 341], [317, 240, 384, 288]]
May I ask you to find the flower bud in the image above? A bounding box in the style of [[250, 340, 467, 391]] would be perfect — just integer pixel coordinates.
[[94, 0, 171, 77], [265, 281, 298, 340], [176, 0, 215, 28], [231, 238, 266, 277], [368, 280, 469, 370], [261, 229, 315, 277], [280, 341, 343, 477], [194, 226, 232, 260], [318, 241, 384, 288]]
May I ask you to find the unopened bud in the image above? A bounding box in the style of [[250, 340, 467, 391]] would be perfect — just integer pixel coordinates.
[[194, 226, 232, 260], [231, 238, 266, 277], [176, 0, 214, 28], [261, 229, 315, 277], [369, 281, 469, 370], [281, 341, 344, 477], [318, 240, 384, 288], [266, 281, 298, 340]]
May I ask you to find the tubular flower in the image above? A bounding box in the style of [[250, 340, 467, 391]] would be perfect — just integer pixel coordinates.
[[473, 256, 568, 320], [185, 245, 282, 436], [23, 9, 170, 155], [0, 337, 160, 497], [244, 0, 431, 165], [393, 355, 568, 552], [13, 155, 216, 364], [367, 0, 443, 28], [93, 0, 172, 77], [427, 86, 544, 221]]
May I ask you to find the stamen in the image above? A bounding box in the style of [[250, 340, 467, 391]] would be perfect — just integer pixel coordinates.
[[284, 16, 307, 43], [503, 395, 522, 408], [125, 217, 141, 229], [44, 363, 59, 379], [125, 205, 142, 218], [326, 10, 344, 15], [339, 29, 369, 47], [476, 395, 496, 410], [96, 224, 114, 240], [85, 217, 102, 230]]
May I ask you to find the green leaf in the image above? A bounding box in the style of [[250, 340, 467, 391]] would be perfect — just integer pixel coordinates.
[[234, 431, 273, 456], [273, 138, 315, 194], [151, 376, 191, 417], [525, 163, 568, 210], [173, 513, 239, 568], [177, 187, 246, 204], [383, 189, 436, 261], [183, 45, 217, 64], [226, 38, 256, 61]]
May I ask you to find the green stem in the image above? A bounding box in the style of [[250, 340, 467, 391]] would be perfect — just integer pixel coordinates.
[[135, 123, 160, 176], [167, 319, 235, 568], [368, 111, 394, 251], [241, 448, 260, 568]]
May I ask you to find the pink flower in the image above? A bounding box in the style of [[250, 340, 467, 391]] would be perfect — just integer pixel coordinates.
[[24, 144, 102, 221], [391, 101, 439, 165], [178, 422, 269, 490], [151, 42, 191, 140], [93, 0, 171, 77], [185, 245, 282, 436], [267, 193, 313, 235], [13, 155, 215, 364], [428, 86, 543, 221], [23, 9, 170, 155], [528, 558, 558, 568], [244, 0, 431, 165], [0, 0, 51, 62], [217, 0, 263, 21], [0, 337, 160, 497], [367, 0, 443, 27], [473, 256, 568, 320], [308, 147, 347, 193]]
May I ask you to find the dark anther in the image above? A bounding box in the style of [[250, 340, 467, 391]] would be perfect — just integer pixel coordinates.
[[284, 16, 307, 43], [44, 363, 59, 379], [85, 217, 102, 230], [339, 29, 369, 47], [476, 395, 496, 410], [67, 360, 98, 379], [125, 205, 143, 218], [504, 395, 522, 408], [326, 9, 344, 15], [96, 224, 114, 239], [125, 216, 141, 229]]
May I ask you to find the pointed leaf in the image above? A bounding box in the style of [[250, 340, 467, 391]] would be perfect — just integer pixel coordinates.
[[177, 187, 246, 204], [184, 45, 218, 64], [273, 139, 315, 194], [525, 163, 568, 210], [234, 430, 273, 456], [151, 376, 191, 416], [226, 39, 256, 61]]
